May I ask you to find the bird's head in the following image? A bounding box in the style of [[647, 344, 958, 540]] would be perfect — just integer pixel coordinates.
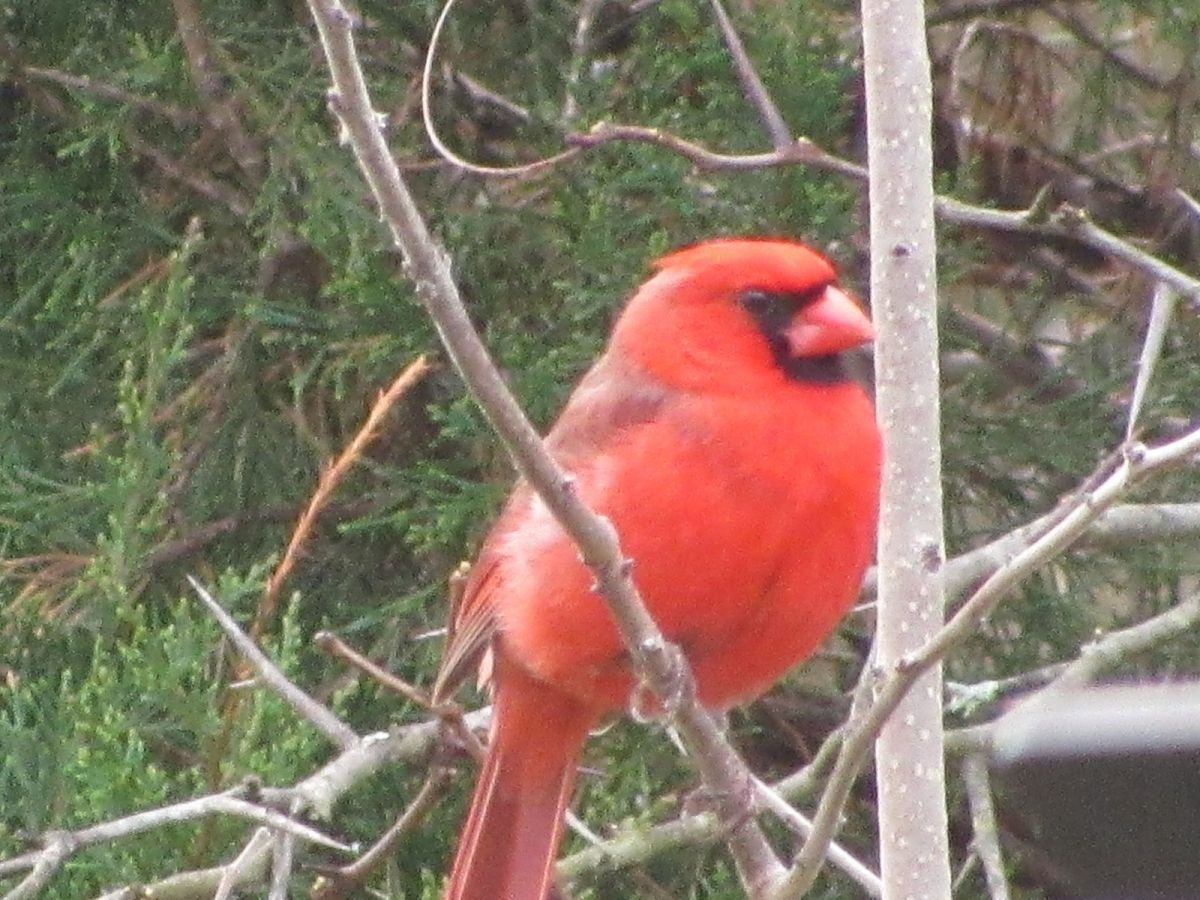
[[611, 238, 874, 392]]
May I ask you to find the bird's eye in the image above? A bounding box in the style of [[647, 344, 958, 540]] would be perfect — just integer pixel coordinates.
[[738, 290, 773, 313], [738, 289, 795, 333]]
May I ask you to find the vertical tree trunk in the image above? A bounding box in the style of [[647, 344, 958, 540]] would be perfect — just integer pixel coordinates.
[[859, 1, 953, 897]]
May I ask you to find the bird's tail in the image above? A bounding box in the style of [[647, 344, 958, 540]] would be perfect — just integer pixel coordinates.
[[446, 654, 593, 900]]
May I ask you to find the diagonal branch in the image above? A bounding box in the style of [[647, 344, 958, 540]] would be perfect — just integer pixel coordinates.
[[19, 65, 203, 127], [707, 0, 792, 149], [306, 0, 786, 892], [170, 0, 266, 181], [187, 576, 359, 751], [253, 355, 432, 643], [311, 768, 453, 900]]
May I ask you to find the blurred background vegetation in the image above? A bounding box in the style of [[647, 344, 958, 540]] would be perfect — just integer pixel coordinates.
[[1, 0, 1198, 896]]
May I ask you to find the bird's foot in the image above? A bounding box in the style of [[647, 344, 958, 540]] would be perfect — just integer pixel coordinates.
[[683, 775, 759, 835], [628, 641, 691, 723]]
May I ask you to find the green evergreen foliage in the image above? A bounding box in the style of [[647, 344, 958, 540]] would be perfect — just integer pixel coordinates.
[[2, 1, 1199, 897]]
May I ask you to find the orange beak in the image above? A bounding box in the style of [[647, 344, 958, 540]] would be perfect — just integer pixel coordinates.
[[783, 286, 874, 357]]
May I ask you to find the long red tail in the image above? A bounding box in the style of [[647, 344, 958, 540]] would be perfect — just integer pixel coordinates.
[[446, 656, 594, 900]]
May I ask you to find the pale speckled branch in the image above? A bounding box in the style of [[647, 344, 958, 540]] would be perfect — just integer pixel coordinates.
[[850, 0, 951, 898]]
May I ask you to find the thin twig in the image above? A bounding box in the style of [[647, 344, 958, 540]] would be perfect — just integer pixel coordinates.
[[43, 592, 1200, 898], [1, 833, 74, 900], [1049, 593, 1200, 692], [187, 576, 359, 750], [313, 627, 493, 761], [1126, 282, 1178, 440], [314, 630, 431, 707], [253, 355, 431, 643], [421, 0, 581, 177], [557, 716, 856, 891], [170, 0, 266, 180], [20, 65, 203, 127], [1047, 7, 1171, 92], [144, 499, 378, 570], [569, 123, 869, 178], [707, 0, 791, 149], [311, 768, 453, 900], [32, 713, 487, 899], [921, 502, 1200, 608], [574, 127, 1200, 307], [934, 197, 1200, 307], [214, 828, 273, 900], [0, 789, 353, 895], [268, 800, 304, 900], [946, 591, 1200, 752], [943, 306, 1085, 401], [962, 755, 1011, 900], [416, 23, 1200, 312], [121, 129, 254, 217], [561, 0, 604, 125], [926, 0, 1092, 26], [749, 777, 881, 897]]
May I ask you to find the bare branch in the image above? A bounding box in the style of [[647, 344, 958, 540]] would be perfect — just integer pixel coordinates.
[[120, 130, 254, 217], [90, 712, 488, 899], [943, 306, 1085, 401], [186, 576, 359, 750], [144, 499, 378, 571], [170, 0, 266, 180], [410, 11, 1200, 315], [869, 501, 1200, 612], [1126, 282, 1178, 440], [50, 587, 1200, 899], [214, 828, 273, 900], [849, 0, 950, 898], [311, 768, 452, 900], [254, 355, 432, 642], [569, 129, 1200, 307], [749, 777, 882, 897], [934, 198, 1200, 307], [1050, 593, 1200, 693], [962, 754, 1011, 900], [1, 833, 74, 900], [421, 0, 581, 177], [1, 790, 352, 897], [707, 0, 792, 149], [1047, 8, 1171, 92], [268, 827, 296, 900], [947, 591, 1200, 754], [19, 65, 202, 127], [558, 720, 870, 893], [561, 0, 605, 125], [927, 0, 1092, 26], [569, 123, 869, 179], [314, 630, 432, 708]]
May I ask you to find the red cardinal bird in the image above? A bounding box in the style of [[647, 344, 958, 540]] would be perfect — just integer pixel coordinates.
[[434, 238, 881, 900]]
